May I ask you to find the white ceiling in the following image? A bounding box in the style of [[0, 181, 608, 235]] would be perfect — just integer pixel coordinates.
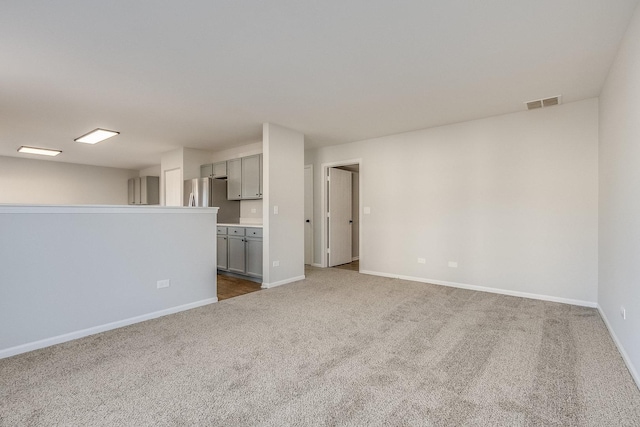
[[1, 0, 638, 170]]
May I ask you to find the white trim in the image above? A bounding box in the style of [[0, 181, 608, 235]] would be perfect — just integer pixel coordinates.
[[0, 298, 218, 360], [311, 263, 323, 267], [304, 164, 314, 266], [352, 256, 360, 261], [597, 305, 640, 389], [0, 204, 218, 215], [360, 270, 597, 307], [261, 275, 306, 289]]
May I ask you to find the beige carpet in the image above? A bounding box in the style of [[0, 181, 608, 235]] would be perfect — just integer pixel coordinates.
[[1, 267, 639, 426]]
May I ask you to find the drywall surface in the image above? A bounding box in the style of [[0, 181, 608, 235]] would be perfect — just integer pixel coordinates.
[[263, 123, 305, 286], [599, 3, 640, 386], [139, 165, 161, 177], [0, 205, 218, 355], [183, 148, 213, 181], [210, 141, 262, 163], [0, 156, 137, 205], [306, 99, 599, 304]]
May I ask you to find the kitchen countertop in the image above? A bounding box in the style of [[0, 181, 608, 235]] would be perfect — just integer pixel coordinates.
[[218, 223, 263, 228]]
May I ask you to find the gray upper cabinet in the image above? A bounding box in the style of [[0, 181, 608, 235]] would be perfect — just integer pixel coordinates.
[[200, 161, 228, 179], [200, 164, 213, 178], [241, 154, 262, 199], [128, 176, 159, 205], [212, 161, 227, 178], [227, 158, 242, 200]]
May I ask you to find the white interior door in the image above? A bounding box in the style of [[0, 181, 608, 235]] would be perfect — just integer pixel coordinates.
[[164, 168, 182, 206], [304, 165, 313, 265], [328, 168, 352, 267]]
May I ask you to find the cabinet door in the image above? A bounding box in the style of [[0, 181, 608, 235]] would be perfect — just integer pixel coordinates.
[[134, 177, 142, 204], [216, 235, 228, 270], [227, 235, 246, 273], [241, 154, 262, 199], [201, 164, 213, 178], [227, 158, 242, 200], [212, 161, 227, 178], [245, 237, 263, 278], [127, 178, 135, 205]]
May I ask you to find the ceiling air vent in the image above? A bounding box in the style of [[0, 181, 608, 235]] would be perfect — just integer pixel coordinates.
[[525, 95, 561, 110]]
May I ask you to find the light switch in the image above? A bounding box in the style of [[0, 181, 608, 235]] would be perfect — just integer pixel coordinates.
[[364, 207, 371, 214], [274, 205, 279, 215]]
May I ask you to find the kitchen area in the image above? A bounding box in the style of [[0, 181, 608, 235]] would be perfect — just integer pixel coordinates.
[[0, 123, 304, 359], [128, 144, 266, 300]]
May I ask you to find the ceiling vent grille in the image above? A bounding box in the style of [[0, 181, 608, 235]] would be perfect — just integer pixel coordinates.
[[525, 95, 561, 110]]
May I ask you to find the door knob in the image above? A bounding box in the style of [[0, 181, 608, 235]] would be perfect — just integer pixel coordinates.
[[306, 219, 310, 223]]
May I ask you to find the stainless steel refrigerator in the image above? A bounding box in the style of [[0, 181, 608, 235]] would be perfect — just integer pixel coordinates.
[[183, 177, 240, 223]]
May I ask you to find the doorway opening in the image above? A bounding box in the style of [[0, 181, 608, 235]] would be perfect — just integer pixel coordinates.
[[323, 161, 361, 271]]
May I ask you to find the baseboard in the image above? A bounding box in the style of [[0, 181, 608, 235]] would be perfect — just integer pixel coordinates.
[[0, 297, 218, 360], [352, 256, 360, 261], [261, 275, 306, 289], [597, 305, 640, 390], [311, 263, 322, 268], [360, 270, 597, 308]]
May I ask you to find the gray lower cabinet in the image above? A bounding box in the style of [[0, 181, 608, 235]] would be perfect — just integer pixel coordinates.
[[227, 235, 246, 274], [217, 226, 262, 279], [245, 237, 263, 277], [216, 235, 228, 270]]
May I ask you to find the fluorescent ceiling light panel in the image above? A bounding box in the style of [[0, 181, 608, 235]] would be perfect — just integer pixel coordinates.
[[74, 128, 120, 144], [18, 146, 62, 156]]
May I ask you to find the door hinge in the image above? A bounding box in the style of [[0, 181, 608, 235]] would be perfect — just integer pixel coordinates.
[[327, 175, 330, 182], [326, 212, 330, 218], [327, 248, 330, 254]]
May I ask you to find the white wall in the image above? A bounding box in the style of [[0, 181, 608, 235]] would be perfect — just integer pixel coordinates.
[[598, 2, 640, 386], [184, 148, 213, 181], [0, 156, 137, 205], [139, 165, 161, 177], [210, 141, 262, 163], [306, 99, 599, 305], [0, 205, 218, 357], [263, 123, 305, 287]]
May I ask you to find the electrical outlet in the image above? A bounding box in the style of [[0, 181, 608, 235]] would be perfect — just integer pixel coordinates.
[[621, 306, 626, 320], [363, 207, 371, 214], [417, 258, 426, 264], [273, 261, 280, 267], [251, 208, 257, 213], [448, 261, 458, 268], [273, 205, 279, 215], [157, 279, 170, 289]]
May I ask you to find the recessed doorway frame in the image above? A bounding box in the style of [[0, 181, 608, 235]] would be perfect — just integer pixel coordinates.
[[304, 164, 314, 266], [320, 158, 362, 269]]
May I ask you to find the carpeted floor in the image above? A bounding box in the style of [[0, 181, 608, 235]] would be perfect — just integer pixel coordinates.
[[1, 267, 639, 426]]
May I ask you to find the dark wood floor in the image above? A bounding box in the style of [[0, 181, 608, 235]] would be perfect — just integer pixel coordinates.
[[333, 259, 359, 271], [217, 274, 262, 301]]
